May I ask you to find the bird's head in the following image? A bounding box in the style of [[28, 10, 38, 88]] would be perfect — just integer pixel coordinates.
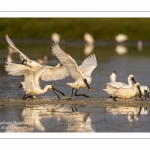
[[47, 85, 53, 91], [129, 74, 136, 83], [26, 60, 40, 68], [21, 59, 27, 65]]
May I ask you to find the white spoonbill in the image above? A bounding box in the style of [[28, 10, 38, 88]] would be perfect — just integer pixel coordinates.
[[115, 34, 128, 42], [5, 62, 65, 99], [52, 43, 97, 99], [5, 34, 69, 85], [84, 33, 94, 45], [106, 74, 136, 89], [103, 83, 142, 101], [110, 71, 117, 82], [104, 74, 136, 98], [51, 33, 60, 43]]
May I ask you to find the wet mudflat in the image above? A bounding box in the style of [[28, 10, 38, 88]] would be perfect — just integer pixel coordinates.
[[1, 41, 150, 132], [0, 98, 150, 132]]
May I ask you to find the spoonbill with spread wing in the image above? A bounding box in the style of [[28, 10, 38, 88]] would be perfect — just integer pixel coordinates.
[[52, 43, 97, 99], [5, 62, 65, 99], [5, 34, 69, 87]]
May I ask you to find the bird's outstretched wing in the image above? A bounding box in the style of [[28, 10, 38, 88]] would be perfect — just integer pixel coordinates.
[[52, 43, 83, 80], [5, 34, 30, 61], [5, 62, 34, 89], [5, 62, 33, 76], [40, 65, 69, 81], [79, 54, 97, 76]]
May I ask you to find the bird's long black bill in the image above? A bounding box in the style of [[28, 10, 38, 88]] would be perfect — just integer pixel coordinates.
[[84, 79, 92, 91], [52, 89, 60, 100], [138, 86, 143, 98], [52, 87, 65, 96], [21, 59, 26, 64], [132, 78, 136, 83], [144, 90, 148, 100]]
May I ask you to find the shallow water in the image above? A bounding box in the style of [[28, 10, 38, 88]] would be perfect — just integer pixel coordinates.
[[0, 40, 150, 132]]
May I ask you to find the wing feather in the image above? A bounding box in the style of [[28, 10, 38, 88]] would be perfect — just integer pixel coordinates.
[[52, 43, 83, 80], [79, 54, 97, 76], [5, 34, 30, 61], [40, 65, 69, 81], [5, 62, 35, 90]]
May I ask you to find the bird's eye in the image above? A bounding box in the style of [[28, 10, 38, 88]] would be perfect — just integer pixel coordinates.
[[29, 61, 31, 63]]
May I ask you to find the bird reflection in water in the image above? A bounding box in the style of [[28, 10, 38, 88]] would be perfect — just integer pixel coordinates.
[[106, 107, 148, 122], [5, 104, 95, 132]]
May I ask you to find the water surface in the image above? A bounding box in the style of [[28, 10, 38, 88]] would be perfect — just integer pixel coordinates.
[[0, 40, 150, 132]]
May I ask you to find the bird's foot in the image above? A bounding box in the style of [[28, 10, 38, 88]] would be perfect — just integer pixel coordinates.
[[23, 95, 35, 99], [113, 97, 117, 101], [84, 95, 90, 98], [18, 84, 22, 88], [68, 97, 73, 100]]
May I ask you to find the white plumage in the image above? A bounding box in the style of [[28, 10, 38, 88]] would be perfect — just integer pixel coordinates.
[[104, 74, 136, 98], [5, 34, 69, 82], [52, 43, 97, 99], [103, 83, 142, 100], [106, 74, 136, 89], [115, 34, 128, 42], [5, 62, 65, 99], [110, 71, 116, 82], [84, 33, 94, 45], [51, 33, 60, 43]]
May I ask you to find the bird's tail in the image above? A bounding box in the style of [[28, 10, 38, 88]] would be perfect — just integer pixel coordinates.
[[66, 83, 74, 88], [21, 82, 25, 91], [103, 89, 113, 95]]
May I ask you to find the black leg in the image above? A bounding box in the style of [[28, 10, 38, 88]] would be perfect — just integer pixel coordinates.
[[23, 94, 34, 99], [68, 88, 74, 100], [18, 84, 22, 88], [74, 89, 90, 98], [23, 94, 27, 99], [52, 89, 60, 100], [74, 104, 78, 112], [71, 104, 78, 112], [112, 96, 117, 101], [71, 104, 75, 112], [52, 104, 64, 112], [108, 95, 113, 98], [137, 107, 142, 115]]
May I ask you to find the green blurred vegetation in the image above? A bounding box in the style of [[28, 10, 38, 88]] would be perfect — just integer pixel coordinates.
[[0, 18, 150, 40]]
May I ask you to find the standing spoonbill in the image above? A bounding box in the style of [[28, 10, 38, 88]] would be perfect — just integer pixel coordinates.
[[104, 74, 136, 98], [5, 62, 65, 99], [52, 43, 97, 99], [103, 83, 142, 101]]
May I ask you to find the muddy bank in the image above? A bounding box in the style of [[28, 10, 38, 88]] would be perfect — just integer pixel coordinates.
[[0, 98, 150, 108]]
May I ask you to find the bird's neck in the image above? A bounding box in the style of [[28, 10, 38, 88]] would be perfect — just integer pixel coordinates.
[[39, 85, 50, 94], [128, 79, 132, 88]]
